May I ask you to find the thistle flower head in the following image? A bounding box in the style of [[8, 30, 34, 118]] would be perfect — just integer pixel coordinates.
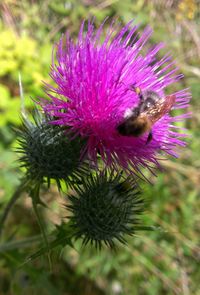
[[67, 172, 145, 248], [41, 20, 191, 174], [17, 110, 87, 188]]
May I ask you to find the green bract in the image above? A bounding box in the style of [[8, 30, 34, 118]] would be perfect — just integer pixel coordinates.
[[67, 172, 145, 248], [17, 110, 87, 189]]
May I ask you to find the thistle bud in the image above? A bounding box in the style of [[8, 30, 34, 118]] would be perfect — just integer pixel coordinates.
[[67, 172, 145, 248], [17, 110, 87, 188]]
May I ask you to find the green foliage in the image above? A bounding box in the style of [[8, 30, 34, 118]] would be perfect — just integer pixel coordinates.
[[0, 28, 51, 132]]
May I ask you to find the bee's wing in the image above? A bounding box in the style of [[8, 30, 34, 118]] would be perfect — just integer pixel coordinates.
[[144, 94, 176, 124]]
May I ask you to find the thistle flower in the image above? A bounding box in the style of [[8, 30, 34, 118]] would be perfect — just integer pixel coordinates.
[[67, 172, 145, 248], [41, 20, 190, 174], [17, 110, 87, 189]]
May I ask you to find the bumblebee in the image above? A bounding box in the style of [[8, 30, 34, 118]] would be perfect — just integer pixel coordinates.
[[117, 86, 175, 143]]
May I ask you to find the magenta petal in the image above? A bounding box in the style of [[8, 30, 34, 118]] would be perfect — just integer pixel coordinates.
[[40, 20, 191, 175]]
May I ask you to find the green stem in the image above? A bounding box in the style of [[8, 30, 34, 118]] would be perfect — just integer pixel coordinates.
[[0, 235, 42, 253], [31, 184, 52, 269], [0, 179, 28, 238]]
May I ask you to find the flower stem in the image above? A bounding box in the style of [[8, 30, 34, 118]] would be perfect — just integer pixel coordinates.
[[31, 184, 52, 270], [0, 179, 28, 238], [0, 235, 42, 253]]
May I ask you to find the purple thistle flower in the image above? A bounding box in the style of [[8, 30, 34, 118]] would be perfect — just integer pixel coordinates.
[[41, 20, 191, 175]]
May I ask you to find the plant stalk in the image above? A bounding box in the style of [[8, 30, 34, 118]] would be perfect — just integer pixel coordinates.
[[0, 179, 28, 238]]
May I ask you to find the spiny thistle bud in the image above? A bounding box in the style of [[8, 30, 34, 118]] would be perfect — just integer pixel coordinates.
[[17, 110, 87, 188], [67, 172, 145, 248]]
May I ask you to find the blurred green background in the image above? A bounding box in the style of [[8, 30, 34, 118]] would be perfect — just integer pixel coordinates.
[[0, 0, 200, 294]]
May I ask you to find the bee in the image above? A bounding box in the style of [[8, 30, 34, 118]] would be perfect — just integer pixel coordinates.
[[117, 86, 176, 143]]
